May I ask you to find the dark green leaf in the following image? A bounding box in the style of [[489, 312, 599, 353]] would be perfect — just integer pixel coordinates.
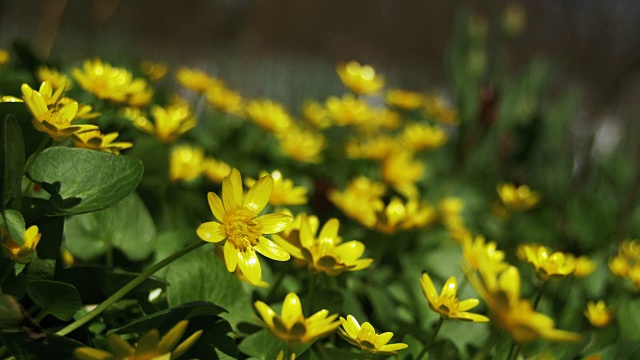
[[64, 192, 156, 261], [31, 215, 64, 260], [238, 329, 312, 359], [618, 298, 640, 341], [2, 209, 25, 246], [0, 114, 25, 211], [0, 331, 84, 360], [28, 147, 143, 215], [25, 279, 83, 321]]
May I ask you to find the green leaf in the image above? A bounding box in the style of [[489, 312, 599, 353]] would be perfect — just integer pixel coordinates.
[[64, 192, 156, 261], [25, 279, 83, 321], [2, 209, 26, 246], [238, 329, 312, 359], [28, 147, 143, 215], [0, 114, 25, 211], [0, 331, 84, 360], [165, 246, 254, 330], [618, 298, 640, 341]]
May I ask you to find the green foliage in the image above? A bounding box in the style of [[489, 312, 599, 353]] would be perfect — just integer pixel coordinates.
[[25, 279, 83, 321]]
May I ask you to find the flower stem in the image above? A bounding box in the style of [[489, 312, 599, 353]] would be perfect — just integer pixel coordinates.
[[416, 316, 445, 360], [532, 280, 546, 311], [23, 135, 50, 175], [55, 240, 206, 336]]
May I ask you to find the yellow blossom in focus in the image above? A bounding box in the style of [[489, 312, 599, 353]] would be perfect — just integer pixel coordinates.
[[140, 60, 168, 82], [420, 272, 489, 322], [0, 49, 9, 65], [517, 244, 576, 281], [276, 126, 325, 164], [401, 123, 449, 151], [196, 169, 292, 285], [336, 61, 385, 95], [202, 157, 232, 184], [57, 97, 100, 120], [573, 256, 596, 277], [345, 135, 399, 160], [328, 177, 386, 228], [245, 99, 293, 134], [272, 211, 319, 261], [325, 94, 375, 127], [462, 235, 508, 274], [136, 98, 196, 142], [246, 170, 308, 206], [72, 130, 132, 155], [37, 66, 72, 90], [206, 86, 244, 115], [74, 320, 202, 360], [424, 94, 459, 125], [338, 315, 408, 356], [584, 300, 613, 328], [373, 197, 436, 234], [254, 292, 340, 347], [303, 100, 331, 129], [169, 145, 204, 182], [381, 150, 424, 198], [21, 83, 98, 141], [1, 226, 41, 264], [385, 89, 424, 110], [497, 183, 540, 212], [175, 67, 222, 93]]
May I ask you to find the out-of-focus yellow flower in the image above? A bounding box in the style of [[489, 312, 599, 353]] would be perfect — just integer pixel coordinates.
[[517, 244, 576, 281], [254, 292, 340, 347], [175, 67, 222, 93], [584, 354, 602, 360], [438, 197, 465, 228], [620, 239, 640, 260], [71, 130, 132, 155], [202, 157, 232, 184], [136, 98, 196, 142], [62, 249, 75, 267], [37, 66, 72, 91], [497, 183, 540, 212], [140, 60, 168, 82], [373, 197, 436, 234], [424, 95, 459, 125], [169, 145, 204, 182], [462, 235, 508, 274], [629, 264, 640, 288], [356, 109, 402, 135], [503, 3, 526, 37], [465, 265, 581, 343], [246, 170, 308, 206], [381, 150, 424, 198], [385, 89, 424, 110], [338, 315, 408, 356], [196, 169, 292, 285], [573, 256, 596, 277], [74, 320, 202, 360], [327, 177, 386, 228], [0, 96, 22, 103], [325, 94, 375, 127], [401, 123, 448, 151], [245, 99, 293, 134], [206, 86, 244, 115], [608, 255, 629, 277], [336, 61, 384, 95], [21, 83, 98, 141], [0, 49, 9, 65], [1, 225, 41, 264], [420, 272, 489, 322], [295, 214, 373, 276], [584, 300, 612, 328], [276, 126, 325, 164], [303, 100, 331, 129], [345, 135, 399, 160], [447, 224, 473, 243], [276, 350, 296, 360], [72, 58, 154, 107]]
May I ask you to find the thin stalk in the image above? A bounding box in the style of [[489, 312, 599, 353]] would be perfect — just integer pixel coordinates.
[[416, 316, 445, 360], [55, 241, 206, 336], [23, 135, 50, 175], [532, 281, 547, 311]]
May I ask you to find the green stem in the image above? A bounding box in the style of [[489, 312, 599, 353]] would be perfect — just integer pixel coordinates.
[[55, 240, 206, 336], [23, 135, 50, 175], [266, 271, 286, 302], [532, 281, 546, 311], [507, 341, 517, 360], [307, 272, 320, 313], [416, 316, 445, 360]]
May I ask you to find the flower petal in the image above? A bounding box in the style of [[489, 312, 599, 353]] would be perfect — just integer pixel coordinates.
[[318, 218, 340, 243], [420, 272, 439, 304], [441, 276, 458, 298], [238, 249, 261, 285], [254, 301, 276, 328], [375, 332, 394, 347], [256, 213, 293, 234], [196, 222, 226, 243], [244, 175, 274, 213], [456, 312, 490, 323], [282, 292, 303, 326], [255, 237, 290, 261], [334, 241, 365, 262], [271, 234, 303, 259], [224, 241, 238, 272], [299, 213, 315, 248], [207, 192, 226, 221], [157, 320, 188, 354], [222, 169, 242, 212], [458, 298, 480, 312], [341, 315, 361, 339]]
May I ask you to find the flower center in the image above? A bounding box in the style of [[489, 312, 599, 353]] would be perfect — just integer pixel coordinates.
[[223, 208, 263, 251]]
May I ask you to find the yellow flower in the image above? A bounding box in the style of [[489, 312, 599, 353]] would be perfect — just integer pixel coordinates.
[[1, 225, 41, 264], [517, 244, 576, 281], [202, 157, 232, 184], [245, 170, 308, 206], [325, 94, 375, 127], [424, 95, 459, 125], [336, 61, 384, 95], [72, 58, 154, 106], [584, 300, 613, 328], [381, 150, 424, 198], [401, 123, 449, 151], [57, 97, 100, 120], [254, 292, 340, 347], [345, 135, 399, 160], [356, 109, 401, 135], [276, 350, 296, 360], [0, 49, 9, 65], [438, 197, 465, 228], [420, 272, 489, 322], [385, 89, 424, 110], [175, 67, 222, 93], [629, 264, 640, 288], [461, 235, 508, 274], [608, 255, 629, 277], [72, 130, 132, 155], [620, 239, 640, 259], [196, 169, 292, 285], [21, 83, 98, 141], [276, 127, 325, 164], [327, 177, 386, 228], [338, 315, 408, 356], [503, 3, 526, 37], [497, 183, 540, 211], [465, 265, 581, 344], [206, 86, 244, 115], [74, 320, 202, 360], [245, 99, 293, 134], [37, 66, 72, 90], [169, 145, 204, 182], [303, 100, 331, 129], [271, 211, 317, 262], [373, 197, 436, 234], [573, 256, 596, 277], [140, 60, 168, 82], [136, 99, 196, 142]]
